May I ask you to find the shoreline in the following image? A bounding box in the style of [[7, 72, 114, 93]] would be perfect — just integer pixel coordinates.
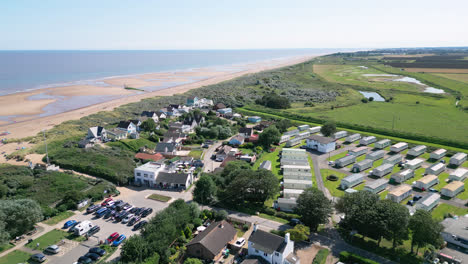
[[0, 55, 318, 140]]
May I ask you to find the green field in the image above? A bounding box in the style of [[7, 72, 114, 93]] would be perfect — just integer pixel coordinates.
[[26, 229, 70, 251], [432, 203, 468, 220], [434, 73, 468, 84], [188, 149, 203, 159], [0, 250, 31, 264]]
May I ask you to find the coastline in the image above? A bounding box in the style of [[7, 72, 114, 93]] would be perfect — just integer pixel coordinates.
[[0, 55, 317, 140]]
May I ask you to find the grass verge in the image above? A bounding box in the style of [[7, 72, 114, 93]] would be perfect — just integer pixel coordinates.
[[147, 193, 172, 202], [0, 250, 31, 264], [43, 211, 75, 226]]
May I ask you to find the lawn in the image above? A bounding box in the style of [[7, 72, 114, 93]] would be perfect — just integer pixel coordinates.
[[432, 172, 450, 191], [258, 213, 289, 224], [320, 169, 349, 197], [0, 243, 13, 254], [432, 203, 468, 220], [43, 211, 75, 226], [253, 146, 282, 179], [0, 250, 31, 264], [188, 150, 203, 159], [26, 229, 70, 251], [147, 193, 172, 202]]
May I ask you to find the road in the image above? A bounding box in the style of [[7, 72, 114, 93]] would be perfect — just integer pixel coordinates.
[[202, 140, 224, 173]]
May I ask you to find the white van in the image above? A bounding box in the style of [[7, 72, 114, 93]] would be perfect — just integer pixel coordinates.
[[74, 220, 94, 236]]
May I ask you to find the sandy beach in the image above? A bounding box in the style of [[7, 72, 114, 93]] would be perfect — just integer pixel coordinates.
[[0, 55, 316, 140]]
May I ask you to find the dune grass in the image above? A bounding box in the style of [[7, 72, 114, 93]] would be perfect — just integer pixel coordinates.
[[43, 211, 75, 226]]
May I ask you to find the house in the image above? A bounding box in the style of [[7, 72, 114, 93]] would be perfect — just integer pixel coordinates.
[[297, 125, 310, 131], [134, 153, 164, 162], [117, 121, 137, 134], [364, 178, 388, 194], [372, 163, 394, 178], [239, 127, 254, 138], [248, 116, 262, 123], [195, 98, 214, 108], [156, 111, 167, 120], [134, 162, 166, 187], [106, 128, 127, 141], [285, 138, 302, 148], [306, 135, 336, 153], [155, 171, 193, 189], [259, 160, 272, 171], [155, 142, 179, 156], [390, 142, 408, 153], [309, 126, 321, 134], [405, 158, 424, 170], [441, 181, 464, 198], [183, 115, 205, 130], [335, 155, 356, 168], [216, 145, 233, 161], [366, 150, 385, 161], [78, 139, 93, 149], [359, 136, 376, 146], [383, 154, 403, 165], [217, 108, 232, 115], [345, 133, 361, 143], [340, 173, 364, 189], [333, 131, 348, 139], [296, 132, 311, 140], [213, 103, 226, 111], [240, 155, 257, 164], [276, 198, 298, 212], [160, 106, 181, 117], [415, 193, 440, 211], [441, 217, 468, 250], [352, 159, 373, 172], [430, 149, 447, 160], [229, 135, 245, 146], [349, 146, 369, 157], [281, 159, 309, 166], [283, 171, 311, 181], [387, 184, 412, 203], [375, 139, 391, 149], [390, 169, 414, 183], [449, 168, 468, 182], [281, 148, 308, 157], [450, 153, 468, 166], [186, 96, 199, 106], [408, 145, 427, 157], [414, 175, 439, 190], [248, 225, 299, 264], [186, 220, 237, 261], [169, 122, 191, 134], [87, 126, 107, 142], [425, 163, 446, 175], [163, 132, 187, 143], [253, 121, 273, 131], [283, 179, 312, 190], [141, 111, 159, 122]]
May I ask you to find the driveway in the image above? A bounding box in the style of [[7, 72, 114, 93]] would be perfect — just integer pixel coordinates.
[[202, 140, 225, 173]]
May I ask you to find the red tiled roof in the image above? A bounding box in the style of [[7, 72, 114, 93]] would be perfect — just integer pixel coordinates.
[[135, 153, 164, 162]]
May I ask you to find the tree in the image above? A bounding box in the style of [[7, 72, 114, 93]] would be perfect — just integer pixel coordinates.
[[121, 235, 150, 263], [295, 188, 332, 231], [369, 97, 374, 102], [141, 118, 157, 132], [193, 175, 217, 205], [377, 199, 410, 249], [0, 199, 43, 242], [258, 125, 281, 149], [409, 210, 444, 254], [148, 133, 159, 142], [286, 224, 310, 242], [320, 121, 336, 137], [184, 258, 203, 264], [275, 119, 292, 133]]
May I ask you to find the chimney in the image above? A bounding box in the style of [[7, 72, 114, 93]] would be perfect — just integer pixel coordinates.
[[253, 223, 258, 232], [285, 233, 290, 243]]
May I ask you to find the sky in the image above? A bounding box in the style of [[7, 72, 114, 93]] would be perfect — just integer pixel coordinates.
[[1, 0, 467, 50]]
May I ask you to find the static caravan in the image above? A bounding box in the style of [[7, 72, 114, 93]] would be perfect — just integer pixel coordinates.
[[296, 131, 311, 139], [340, 173, 364, 190], [281, 159, 309, 166], [425, 163, 446, 175], [449, 168, 468, 182], [283, 179, 313, 190], [333, 131, 348, 139], [441, 181, 464, 198], [405, 158, 424, 170], [298, 124, 310, 131], [383, 154, 403, 165], [366, 150, 385, 161], [285, 138, 302, 148], [309, 126, 321, 134], [349, 146, 369, 157], [284, 129, 300, 137], [414, 175, 439, 190], [282, 165, 311, 174], [335, 155, 357, 168], [280, 135, 292, 144], [372, 163, 394, 178], [408, 145, 427, 157], [390, 169, 414, 183], [364, 178, 388, 194], [74, 220, 94, 236], [415, 193, 440, 211], [345, 133, 361, 143], [387, 184, 412, 203], [283, 171, 311, 181], [360, 136, 377, 146], [283, 189, 303, 199], [282, 148, 307, 155], [430, 149, 447, 160], [276, 198, 297, 212], [390, 142, 408, 153], [375, 139, 391, 149], [450, 152, 468, 166], [352, 159, 374, 173]]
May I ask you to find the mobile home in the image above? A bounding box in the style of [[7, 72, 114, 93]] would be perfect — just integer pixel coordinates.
[[335, 155, 357, 168], [425, 163, 446, 175], [283, 179, 313, 190], [345, 133, 361, 143], [360, 136, 377, 146], [366, 150, 385, 161], [450, 153, 467, 166], [441, 181, 464, 198], [309, 126, 321, 134], [276, 198, 297, 212], [364, 178, 388, 194], [281, 159, 309, 166], [283, 171, 311, 181], [372, 163, 394, 178], [74, 220, 94, 236], [284, 129, 300, 137], [352, 159, 373, 172], [383, 154, 403, 165], [285, 138, 302, 148], [298, 124, 310, 131], [282, 165, 311, 174], [283, 189, 304, 199], [405, 158, 424, 170], [390, 169, 414, 184], [390, 142, 408, 153], [415, 193, 440, 211], [430, 149, 447, 160], [375, 139, 391, 149], [449, 168, 468, 182], [333, 131, 348, 139], [349, 146, 369, 157], [279, 135, 292, 144], [387, 184, 412, 203], [414, 175, 439, 190], [340, 173, 365, 190], [408, 145, 427, 157]]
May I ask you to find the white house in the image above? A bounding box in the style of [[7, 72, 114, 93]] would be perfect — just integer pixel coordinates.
[[430, 149, 447, 160], [390, 169, 414, 184], [387, 184, 412, 203], [87, 126, 107, 142], [441, 181, 464, 198], [352, 159, 373, 172], [408, 145, 427, 157], [306, 135, 335, 153], [441, 217, 468, 250], [349, 146, 369, 157], [134, 162, 166, 187], [340, 173, 364, 189], [390, 142, 408, 153], [383, 154, 403, 165], [359, 136, 376, 146], [450, 153, 468, 166], [106, 128, 127, 141], [415, 193, 440, 211], [333, 131, 348, 139], [366, 150, 385, 161], [117, 121, 137, 134], [372, 163, 394, 178], [414, 175, 439, 190], [248, 225, 299, 264], [141, 111, 160, 123], [425, 163, 446, 175], [405, 158, 424, 170], [375, 139, 391, 149], [280, 135, 292, 144], [335, 155, 356, 168], [345, 133, 361, 143], [449, 168, 468, 182], [364, 178, 388, 194]]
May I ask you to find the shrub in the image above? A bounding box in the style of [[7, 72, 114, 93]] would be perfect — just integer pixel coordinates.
[[193, 218, 203, 227], [361, 98, 368, 103], [243, 224, 249, 231], [339, 251, 379, 264], [263, 207, 276, 216], [312, 249, 329, 264]]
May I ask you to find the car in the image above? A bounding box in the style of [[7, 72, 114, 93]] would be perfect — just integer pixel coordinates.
[[77, 256, 93, 264], [141, 208, 153, 217], [112, 234, 126, 246], [89, 247, 106, 256], [44, 245, 60, 254], [87, 226, 100, 236], [429, 188, 439, 193], [63, 220, 77, 229], [413, 195, 423, 201], [122, 214, 134, 224], [289, 218, 303, 226], [407, 200, 415, 206], [104, 210, 115, 219], [328, 161, 334, 166], [68, 221, 81, 232], [234, 237, 245, 247], [133, 220, 148, 230], [106, 201, 115, 207], [123, 203, 132, 211], [440, 160, 446, 164], [31, 253, 46, 263], [130, 207, 139, 214], [135, 207, 145, 216], [101, 198, 113, 206], [128, 215, 141, 226], [95, 208, 108, 218], [84, 252, 101, 261], [215, 157, 224, 162], [106, 232, 119, 244], [86, 204, 100, 214]]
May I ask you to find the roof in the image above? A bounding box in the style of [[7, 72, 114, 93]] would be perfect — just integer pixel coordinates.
[[89, 126, 105, 137], [428, 163, 445, 171], [155, 142, 177, 153], [442, 217, 468, 238], [367, 150, 385, 157], [136, 162, 164, 172], [451, 168, 468, 177], [239, 127, 253, 135], [282, 165, 310, 170], [361, 136, 376, 140], [392, 142, 408, 148], [419, 193, 440, 206], [342, 173, 364, 182], [183, 115, 204, 125], [376, 139, 391, 144], [117, 121, 133, 129], [141, 111, 156, 117], [417, 174, 438, 184], [107, 128, 127, 136], [406, 158, 424, 165], [350, 146, 368, 153], [187, 220, 236, 256], [249, 229, 286, 254], [217, 145, 232, 155], [432, 149, 447, 155], [285, 253, 300, 264], [307, 135, 335, 144], [385, 154, 402, 161], [259, 160, 272, 170], [442, 181, 464, 192], [135, 153, 164, 162], [284, 179, 313, 184], [337, 155, 356, 163], [398, 169, 413, 177], [156, 171, 191, 185], [283, 189, 304, 194], [452, 152, 468, 160], [355, 159, 373, 166], [230, 135, 245, 143], [410, 145, 426, 152], [365, 178, 388, 189], [375, 163, 394, 171], [277, 197, 298, 204], [388, 184, 412, 196]]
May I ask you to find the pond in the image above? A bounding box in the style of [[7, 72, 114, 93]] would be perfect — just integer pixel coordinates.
[[393, 77, 445, 94], [362, 74, 398, 77], [359, 91, 385, 102]]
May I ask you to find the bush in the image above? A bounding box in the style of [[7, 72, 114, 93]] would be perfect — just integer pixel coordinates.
[[361, 98, 368, 103], [243, 224, 249, 231], [193, 218, 203, 227], [263, 207, 276, 216], [312, 249, 329, 264], [339, 251, 379, 264]]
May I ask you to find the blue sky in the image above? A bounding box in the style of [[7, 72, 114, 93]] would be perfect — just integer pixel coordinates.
[[1, 0, 467, 50]]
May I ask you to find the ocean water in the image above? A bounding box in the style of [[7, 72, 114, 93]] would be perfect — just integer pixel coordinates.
[[0, 49, 341, 96]]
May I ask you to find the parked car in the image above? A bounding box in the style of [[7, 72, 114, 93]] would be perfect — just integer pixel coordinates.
[[440, 160, 446, 164], [122, 214, 134, 224], [106, 201, 115, 207], [128, 215, 141, 226], [77, 256, 93, 264], [407, 200, 415, 206], [87, 226, 100, 236], [133, 220, 147, 230], [135, 207, 145, 216], [68, 221, 81, 232], [31, 253, 46, 263], [84, 252, 100, 261], [95, 208, 108, 218], [123, 203, 132, 211], [429, 188, 439, 193], [45, 245, 60, 254], [413, 195, 423, 201], [101, 198, 113, 206], [235, 237, 245, 247], [141, 208, 153, 217], [89, 247, 106, 256], [104, 210, 115, 219], [130, 207, 139, 214], [63, 220, 77, 229], [112, 235, 126, 246], [289, 218, 303, 226], [106, 232, 119, 244], [86, 204, 100, 214]]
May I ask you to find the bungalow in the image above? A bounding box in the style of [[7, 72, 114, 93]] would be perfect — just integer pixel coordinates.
[[155, 142, 179, 156], [408, 145, 427, 157], [229, 135, 245, 146], [163, 132, 187, 143], [352, 159, 373, 173], [449, 168, 468, 182], [239, 127, 254, 139], [366, 150, 385, 161], [390, 169, 414, 184], [141, 111, 159, 122], [213, 103, 226, 111], [283, 189, 303, 199], [276, 198, 297, 212], [155, 171, 193, 189], [309, 126, 321, 134], [248, 225, 299, 264], [450, 152, 468, 166], [306, 135, 336, 153], [415, 193, 440, 211], [106, 128, 128, 141], [297, 124, 310, 131], [283, 179, 313, 190], [387, 184, 412, 203], [186, 96, 199, 106], [349, 146, 369, 157], [87, 126, 107, 142], [186, 220, 237, 262], [217, 108, 232, 115], [364, 178, 388, 194], [375, 139, 391, 149], [335, 155, 356, 168], [259, 160, 272, 171], [215, 145, 233, 161], [284, 129, 300, 137], [247, 116, 262, 123], [441, 181, 465, 198], [359, 136, 377, 146], [430, 149, 447, 160], [390, 142, 408, 153], [285, 138, 302, 148], [414, 175, 439, 190], [405, 158, 424, 170], [333, 131, 348, 139], [425, 163, 446, 175], [383, 154, 403, 165], [340, 173, 364, 189], [372, 163, 394, 178], [117, 121, 137, 134], [345, 133, 361, 143], [283, 164, 311, 174]]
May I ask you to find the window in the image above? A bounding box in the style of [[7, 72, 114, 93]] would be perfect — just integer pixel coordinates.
[[136, 172, 141, 176], [255, 250, 259, 253], [264, 253, 268, 257], [275, 252, 279, 256]]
